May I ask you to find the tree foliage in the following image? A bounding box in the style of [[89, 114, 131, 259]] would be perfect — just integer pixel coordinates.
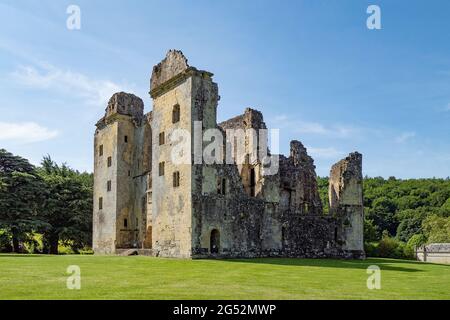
[[37, 156, 93, 254], [0, 150, 92, 254], [0, 149, 46, 252]]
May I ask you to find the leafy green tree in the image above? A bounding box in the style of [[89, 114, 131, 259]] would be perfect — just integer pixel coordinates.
[[317, 177, 329, 214], [364, 218, 379, 242], [422, 215, 450, 244], [0, 149, 45, 252], [37, 156, 93, 254], [395, 208, 427, 242], [441, 198, 450, 216], [429, 189, 450, 207], [396, 195, 423, 211], [366, 196, 398, 237], [407, 234, 426, 248]]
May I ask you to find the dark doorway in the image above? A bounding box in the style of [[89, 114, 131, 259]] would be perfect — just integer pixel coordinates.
[[210, 229, 220, 254]]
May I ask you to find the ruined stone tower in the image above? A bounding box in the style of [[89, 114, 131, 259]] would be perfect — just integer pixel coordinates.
[[329, 153, 364, 255], [149, 50, 219, 257], [93, 50, 365, 259], [93, 93, 151, 254]]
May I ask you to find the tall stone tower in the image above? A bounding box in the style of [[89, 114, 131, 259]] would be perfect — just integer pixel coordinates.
[[93, 92, 150, 254], [149, 50, 219, 258], [329, 152, 365, 257]]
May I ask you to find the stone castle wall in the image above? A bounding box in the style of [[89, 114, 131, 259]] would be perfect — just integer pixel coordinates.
[[93, 50, 365, 259]]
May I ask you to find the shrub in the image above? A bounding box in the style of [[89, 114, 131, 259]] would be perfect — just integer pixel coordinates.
[[376, 231, 409, 259], [364, 242, 379, 257], [0, 230, 12, 253], [403, 234, 427, 259]]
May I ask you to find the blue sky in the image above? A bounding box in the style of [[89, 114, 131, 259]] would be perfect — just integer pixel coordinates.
[[0, 0, 449, 178]]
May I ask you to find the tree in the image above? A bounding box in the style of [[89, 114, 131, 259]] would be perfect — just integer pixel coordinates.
[[395, 208, 427, 242], [366, 196, 398, 237], [364, 218, 379, 242], [441, 198, 450, 216], [422, 215, 450, 244], [37, 156, 92, 254], [317, 177, 329, 214], [0, 149, 45, 252]]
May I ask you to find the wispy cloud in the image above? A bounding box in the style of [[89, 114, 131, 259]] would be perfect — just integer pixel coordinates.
[[0, 122, 58, 144], [11, 63, 136, 107], [273, 114, 358, 138], [395, 131, 416, 144], [306, 146, 345, 159]]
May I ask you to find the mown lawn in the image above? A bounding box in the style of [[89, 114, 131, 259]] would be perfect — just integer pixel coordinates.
[[0, 255, 449, 300]]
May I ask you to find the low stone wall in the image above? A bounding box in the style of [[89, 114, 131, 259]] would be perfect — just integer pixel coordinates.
[[416, 244, 450, 264]]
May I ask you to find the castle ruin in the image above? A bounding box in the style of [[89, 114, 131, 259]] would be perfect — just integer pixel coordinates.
[[92, 50, 365, 259]]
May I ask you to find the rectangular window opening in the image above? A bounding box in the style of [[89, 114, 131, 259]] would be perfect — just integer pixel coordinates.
[[159, 162, 165, 176], [173, 171, 180, 187], [172, 104, 180, 123], [159, 132, 165, 145]]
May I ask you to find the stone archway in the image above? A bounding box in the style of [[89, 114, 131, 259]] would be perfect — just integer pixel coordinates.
[[210, 229, 220, 254]]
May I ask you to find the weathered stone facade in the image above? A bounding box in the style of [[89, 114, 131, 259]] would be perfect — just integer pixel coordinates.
[[93, 50, 365, 259]]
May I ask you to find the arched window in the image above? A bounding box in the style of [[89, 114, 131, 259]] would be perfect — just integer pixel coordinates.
[[210, 229, 220, 254], [172, 104, 180, 123]]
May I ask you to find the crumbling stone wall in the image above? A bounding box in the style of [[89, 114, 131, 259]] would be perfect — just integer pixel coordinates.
[[329, 152, 365, 257], [279, 141, 323, 215]]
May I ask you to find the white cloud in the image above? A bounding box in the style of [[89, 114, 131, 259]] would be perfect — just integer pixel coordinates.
[[297, 122, 328, 135], [11, 63, 135, 107], [273, 114, 357, 138], [0, 122, 59, 144], [306, 147, 344, 159], [395, 132, 416, 144]]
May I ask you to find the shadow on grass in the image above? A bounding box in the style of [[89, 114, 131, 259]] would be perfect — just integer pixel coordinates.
[[218, 258, 432, 273]]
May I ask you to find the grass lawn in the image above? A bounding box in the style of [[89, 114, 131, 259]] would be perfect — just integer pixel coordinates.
[[0, 254, 449, 300]]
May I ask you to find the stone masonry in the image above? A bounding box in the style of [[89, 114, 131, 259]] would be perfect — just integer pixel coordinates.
[[93, 50, 365, 259]]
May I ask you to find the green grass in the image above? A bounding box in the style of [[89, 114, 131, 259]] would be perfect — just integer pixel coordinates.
[[0, 255, 449, 300]]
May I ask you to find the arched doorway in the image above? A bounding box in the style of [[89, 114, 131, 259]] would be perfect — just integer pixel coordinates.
[[210, 229, 220, 254]]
